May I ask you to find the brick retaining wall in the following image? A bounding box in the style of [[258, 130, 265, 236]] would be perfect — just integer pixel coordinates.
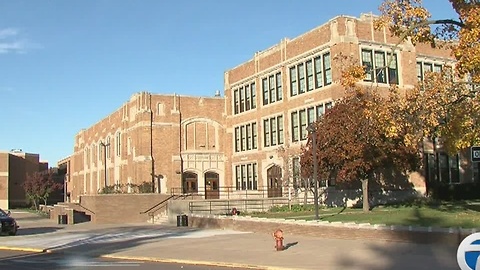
[[188, 214, 477, 246]]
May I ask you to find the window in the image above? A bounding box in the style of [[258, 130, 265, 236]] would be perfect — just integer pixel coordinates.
[[416, 60, 443, 81], [106, 136, 111, 159], [235, 163, 258, 190], [84, 148, 88, 164], [233, 90, 239, 114], [425, 153, 460, 184], [298, 63, 305, 94], [290, 67, 297, 96], [98, 143, 103, 161], [292, 157, 301, 189], [115, 132, 121, 157], [306, 60, 314, 91], [291, 101, 333, 142], [361, 49, 398, 84], [263, 115, 284, 147], [233, 82, 256, 115], [234, 122, 257, 152], [290, 51, 331, 97]]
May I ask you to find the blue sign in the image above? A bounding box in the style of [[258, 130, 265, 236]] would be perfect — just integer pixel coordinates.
[[457, 232, 480, 270]]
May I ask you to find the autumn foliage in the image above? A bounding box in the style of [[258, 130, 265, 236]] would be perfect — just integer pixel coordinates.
[[24, 170, 63, 210], [375, 0, 480, 84], [300, 87, 420, 212]]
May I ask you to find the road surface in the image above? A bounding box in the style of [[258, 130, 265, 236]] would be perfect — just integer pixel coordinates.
[[0, 250, 252, 270]]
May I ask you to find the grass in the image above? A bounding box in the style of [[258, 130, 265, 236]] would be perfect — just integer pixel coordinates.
[[248, 199, 480, 229], [9, 207, 50, 218]]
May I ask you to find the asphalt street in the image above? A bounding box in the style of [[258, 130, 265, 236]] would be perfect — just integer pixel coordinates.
[[0, 250, 252, 270]]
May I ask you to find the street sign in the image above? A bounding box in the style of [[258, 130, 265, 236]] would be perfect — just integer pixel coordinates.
[[471, 146, 480, 162]]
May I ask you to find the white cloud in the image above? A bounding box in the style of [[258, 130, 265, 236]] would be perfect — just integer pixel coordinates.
[[0, 28, 39, 54], [0, 28, 19, 39]]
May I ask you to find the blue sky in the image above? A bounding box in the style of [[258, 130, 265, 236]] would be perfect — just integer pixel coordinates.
[[0, 0, 457, 166]]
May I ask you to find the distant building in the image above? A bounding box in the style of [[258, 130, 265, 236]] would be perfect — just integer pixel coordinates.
[[66, 13, 479, 203], [57, 156, 72, 202], [0, 150, 47, 209]]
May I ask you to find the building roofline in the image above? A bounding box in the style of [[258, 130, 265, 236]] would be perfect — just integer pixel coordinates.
[[225, 13, 376, 73], [75, 91, 224, 137]]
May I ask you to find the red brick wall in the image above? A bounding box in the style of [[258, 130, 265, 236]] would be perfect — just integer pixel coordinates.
[[79, 193, 173, 224], [68, 14, 458, 202]]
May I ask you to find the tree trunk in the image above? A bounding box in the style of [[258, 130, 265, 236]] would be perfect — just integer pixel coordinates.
[[361, 179, 370, 212]]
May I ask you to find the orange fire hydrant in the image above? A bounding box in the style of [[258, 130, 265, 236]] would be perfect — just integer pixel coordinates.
[[273, 229, 284, 251]]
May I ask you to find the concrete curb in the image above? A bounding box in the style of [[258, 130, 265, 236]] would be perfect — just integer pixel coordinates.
[[193, 214, 480, 234], [101, 254, 301, 270], [0, 246, 49, 253]]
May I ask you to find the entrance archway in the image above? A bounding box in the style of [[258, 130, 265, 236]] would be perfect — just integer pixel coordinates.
[[204, 172, 220, 199], [267, 165, 282, 198], [183, 172, 198, 194]]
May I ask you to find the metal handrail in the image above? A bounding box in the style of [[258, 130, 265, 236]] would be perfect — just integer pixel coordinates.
[[170, 185, 284, 199], [139, 195, 175, 214]]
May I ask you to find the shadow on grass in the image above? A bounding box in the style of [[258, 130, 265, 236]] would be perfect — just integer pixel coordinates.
[[319, 206, 348, 220]]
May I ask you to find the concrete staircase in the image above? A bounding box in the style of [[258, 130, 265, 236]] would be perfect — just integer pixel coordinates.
[[49, 202, 93, 224], [147, 213, 170, 225]]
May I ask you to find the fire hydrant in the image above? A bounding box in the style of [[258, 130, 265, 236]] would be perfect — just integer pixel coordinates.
[[273, 229, 284, 251]]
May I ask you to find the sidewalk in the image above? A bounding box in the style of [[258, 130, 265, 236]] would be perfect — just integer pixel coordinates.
[[100, 230, 459, 270], [1, 211, 460, 270]]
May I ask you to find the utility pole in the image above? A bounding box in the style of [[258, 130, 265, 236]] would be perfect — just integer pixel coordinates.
[[307, 124, 320, 220], [100, 141, 110, 189]]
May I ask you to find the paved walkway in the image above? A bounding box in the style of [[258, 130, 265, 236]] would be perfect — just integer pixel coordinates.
[[0, 211, 460, 270]]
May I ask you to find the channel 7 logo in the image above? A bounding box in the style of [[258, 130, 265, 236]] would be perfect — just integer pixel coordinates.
[[471, 147, 480, 162], [457, 233, 480, 270]]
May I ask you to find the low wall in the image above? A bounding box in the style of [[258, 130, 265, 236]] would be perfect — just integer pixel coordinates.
[[79, 193, 172, 224], [187, 214, 476, 247], [295, 187, 424, 207]]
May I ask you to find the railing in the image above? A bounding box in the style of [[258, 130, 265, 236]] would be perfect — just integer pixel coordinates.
[[188, 198, 289, 215], [76, 203, 96, 215], [139, 195, 175, 215], [170, 185, 284, 199]]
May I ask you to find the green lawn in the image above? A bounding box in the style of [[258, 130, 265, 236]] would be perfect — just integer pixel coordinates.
[[248, 200, 480, 229]]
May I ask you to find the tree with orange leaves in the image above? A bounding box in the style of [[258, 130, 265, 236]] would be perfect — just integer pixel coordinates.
[[375, 0, 480, 154], [300, 88, 420, 212], [375, 0, 480, 85]]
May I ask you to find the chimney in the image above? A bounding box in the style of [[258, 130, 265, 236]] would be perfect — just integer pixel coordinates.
[[214, 90, 221, 97]]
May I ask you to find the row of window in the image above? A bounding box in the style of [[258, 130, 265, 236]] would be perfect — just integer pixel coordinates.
[[290, 52, 332, 97], [232, 51, 332, 115], [233, 82, 256, 114], [416, 60, 443, 81], [291, 102, 332, 142], [262, 72, 282, 105], [235, 163, 258, 190], [234, 122, 258, 152], [361, 49, 399, 85], [83, 133, 124, 164], [233, 101, 333, 152]]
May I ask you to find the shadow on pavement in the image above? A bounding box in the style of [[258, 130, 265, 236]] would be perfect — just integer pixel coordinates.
[[16, 227, 63, 236], [334, 208, 461, 270], [283, 242, 298, 250], [0, 225, 206, 267]]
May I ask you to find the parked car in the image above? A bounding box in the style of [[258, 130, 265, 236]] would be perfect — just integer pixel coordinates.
[[0, 209, 19, 236]]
